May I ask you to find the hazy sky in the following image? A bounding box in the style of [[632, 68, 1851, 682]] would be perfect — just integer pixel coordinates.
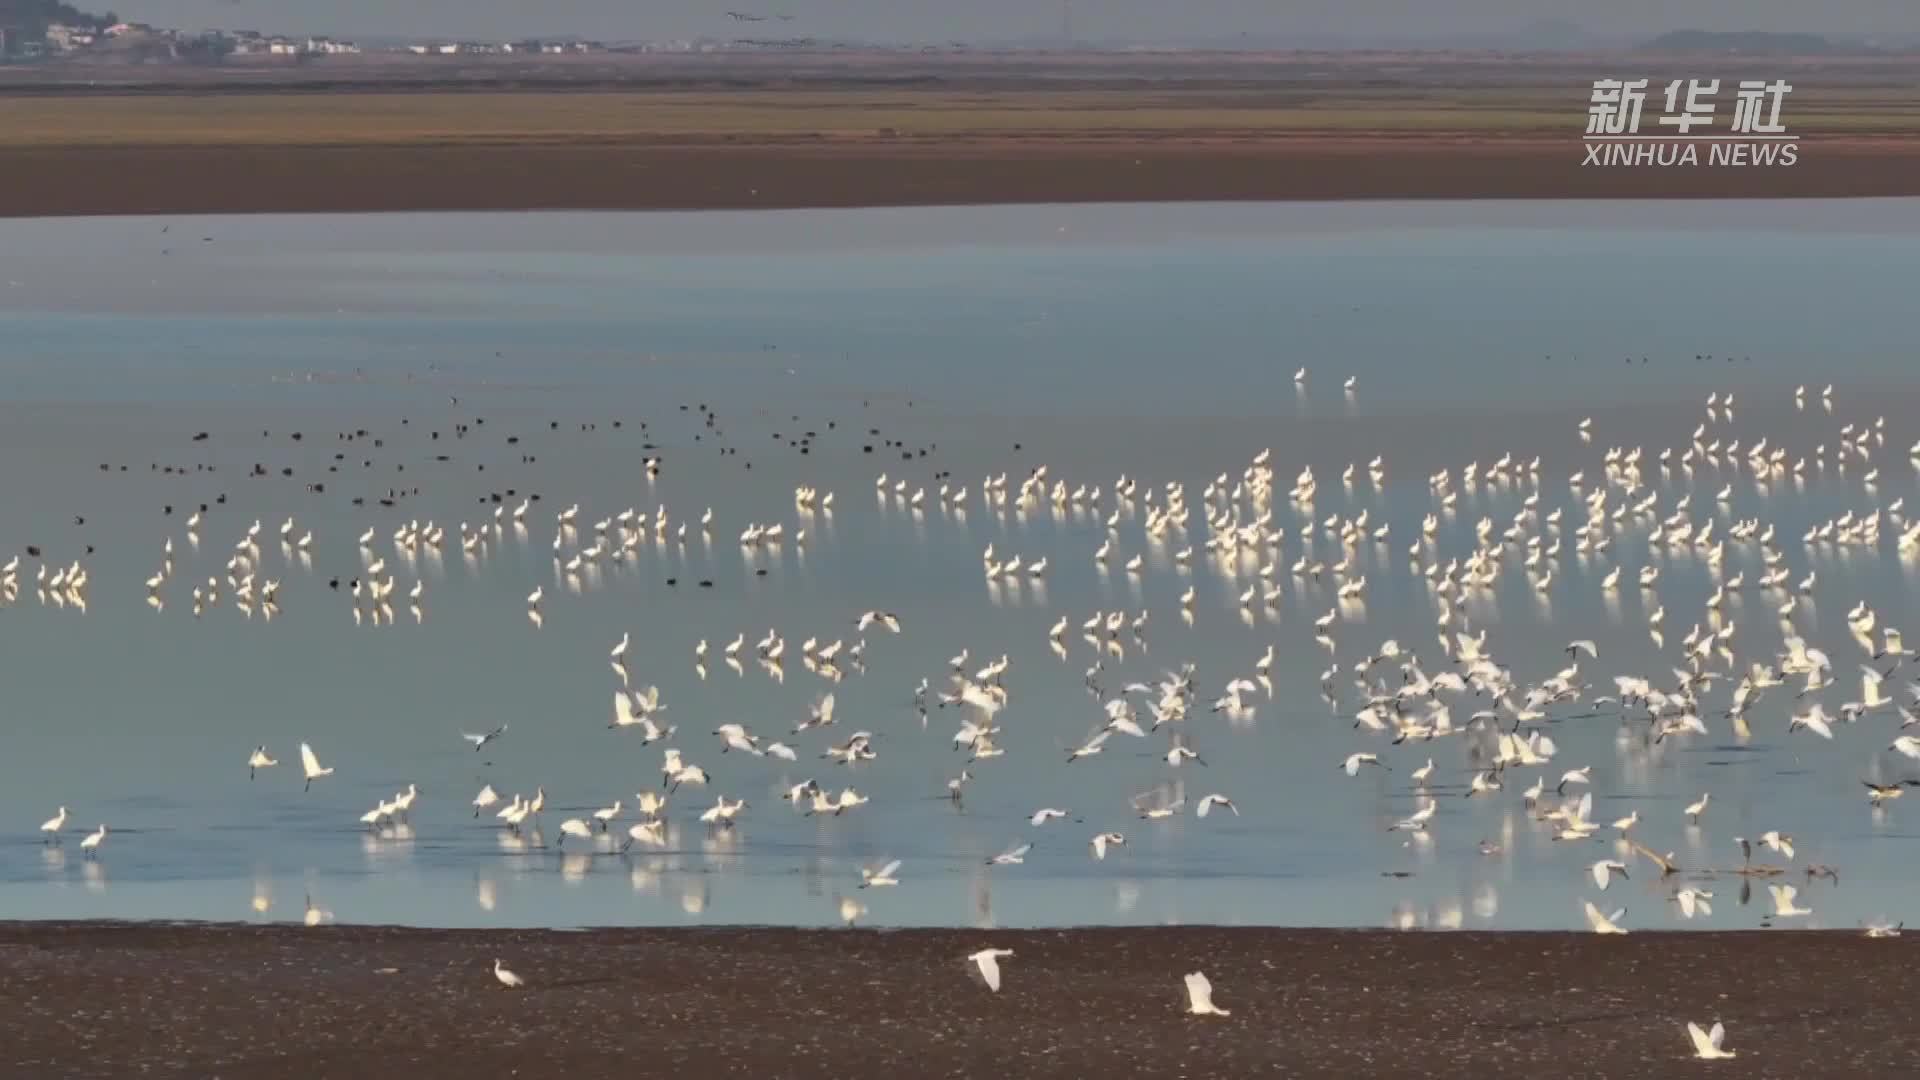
[[111, 0, 1920, 44]]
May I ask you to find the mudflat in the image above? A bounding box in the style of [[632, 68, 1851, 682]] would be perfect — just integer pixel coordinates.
[[1, 922, 1914, 1078], [3, 54, 1919, 214], [9, 138, 1920, 217]]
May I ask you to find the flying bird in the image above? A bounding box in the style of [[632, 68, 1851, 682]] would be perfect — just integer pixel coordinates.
[[968, 947, 1014, 992], [300, 743, 334, 791], [462, 725, 508, 751], [1686, 1022, 1736, 1060]]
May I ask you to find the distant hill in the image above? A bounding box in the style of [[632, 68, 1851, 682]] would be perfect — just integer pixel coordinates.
[[1640, 30, 1841, 55]]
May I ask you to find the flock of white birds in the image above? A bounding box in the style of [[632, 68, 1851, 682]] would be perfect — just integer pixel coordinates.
[[19, 377, 1920, 1057]]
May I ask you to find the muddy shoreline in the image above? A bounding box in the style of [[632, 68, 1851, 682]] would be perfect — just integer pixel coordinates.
[[0, 922, 1911, 1077], [6, 137, 1920, 218]]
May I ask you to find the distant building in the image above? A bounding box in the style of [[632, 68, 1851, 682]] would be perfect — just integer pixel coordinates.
[[44, 23, 98, 52], [304, 37, 360, 54]]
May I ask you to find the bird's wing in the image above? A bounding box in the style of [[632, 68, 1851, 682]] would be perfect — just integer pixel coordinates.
[[614, 693, 636, 725], [877, 859, 902, 878], [300, 743, 321, 774], [818, 694, 835, 723], [1687, 1023, 1713, 1055], [1708, 1022, 1725, 1049], [462, 732, 485, 745], [1184, 971, 1210, 1008], [977, 954, 1001, 992]]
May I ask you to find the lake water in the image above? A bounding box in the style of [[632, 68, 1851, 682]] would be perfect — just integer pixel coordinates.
[[2, 201, 1919, 932]]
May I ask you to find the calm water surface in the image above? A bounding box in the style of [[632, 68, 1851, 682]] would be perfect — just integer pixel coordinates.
[[2, 201, 1919, 931]]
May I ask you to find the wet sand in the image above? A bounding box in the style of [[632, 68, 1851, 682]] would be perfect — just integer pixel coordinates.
[[1, 922, 1912, 1078], [4, 137, 1920, 218]]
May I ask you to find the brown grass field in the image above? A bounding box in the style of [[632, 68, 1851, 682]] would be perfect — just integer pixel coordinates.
[[2, 54, 1919, 213]]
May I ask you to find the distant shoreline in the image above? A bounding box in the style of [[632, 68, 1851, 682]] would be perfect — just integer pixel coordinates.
[[3, 922, 1915, 1077], [4, 66, 1918, 216], [6, 137, 1920, 219]]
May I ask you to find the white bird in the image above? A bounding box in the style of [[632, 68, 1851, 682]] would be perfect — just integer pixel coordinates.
[[471, 785, 500, 818], [303, 894, 332, 927], [623, 819, 666, 851], [1090, 831, 1126, 860], [1196, 794, 1239, 818], [968, 947, 1014, 992], [1342, 752, 1387, 777], [1686, 1021, 1736, 1060], [1030, 808, 1071, 826], [247, 737, 278, 772], [1769, 883, 1813, 918], [988, 842, 1031, 866], [1676, 888, 1713, 919], [556, 818, 593, 847], [1392, 801, 1437, 832], [462, 724, 508, 751], [79, 824, 108, 856], [492, 958, 525, 989], [1183, 971, 1231, 1016], [1590, 860, 1630, 890], [39, 806, 67, 843], [1557, 766, 1592, 794], [714, 723, 762, 755], [859, 859, 902, 888], [299, 743, 334, 791], [1582, 900, 1628, 934]]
